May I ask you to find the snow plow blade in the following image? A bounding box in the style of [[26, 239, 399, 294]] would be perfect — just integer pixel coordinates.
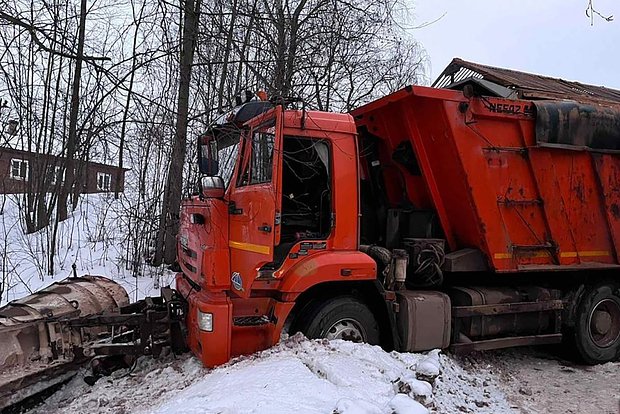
[[0, 276, 129, 410]]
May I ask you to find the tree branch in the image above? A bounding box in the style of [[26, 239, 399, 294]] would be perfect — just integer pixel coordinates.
[[0, 11, 111, 61]]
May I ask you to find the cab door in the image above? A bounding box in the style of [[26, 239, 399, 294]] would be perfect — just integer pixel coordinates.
[[228, 109, 283, 297]]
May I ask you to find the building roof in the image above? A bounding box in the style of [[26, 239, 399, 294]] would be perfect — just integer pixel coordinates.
[[433, 58, 620, 106]]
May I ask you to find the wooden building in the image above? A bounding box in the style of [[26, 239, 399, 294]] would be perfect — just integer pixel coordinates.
[[0, 147, 128, 194]]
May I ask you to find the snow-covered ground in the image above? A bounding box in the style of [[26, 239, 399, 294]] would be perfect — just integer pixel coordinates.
[[28, 338, 620, 414], [3, 194, 619, 414], [0, 194, 173, 305], [29, 335, 515, 414], [464, 348, 620, 414]]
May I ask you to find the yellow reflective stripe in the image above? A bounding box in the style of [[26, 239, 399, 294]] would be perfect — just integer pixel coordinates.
[[229, 240, 271, 255], [494, 251, 610, 259], [493, 252, 551, 259], [560, 250, 610, 258]]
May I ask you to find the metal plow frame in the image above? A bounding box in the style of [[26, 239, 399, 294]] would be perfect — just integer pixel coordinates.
[[0, 277, 186, 412]]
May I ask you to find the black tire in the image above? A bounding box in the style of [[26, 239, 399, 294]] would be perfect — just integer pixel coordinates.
[[572, 281, 620, 364], [300, 296, 380, 345]]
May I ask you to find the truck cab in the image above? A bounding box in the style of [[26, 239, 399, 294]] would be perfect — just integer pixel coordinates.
[[176, 97, 380, 367]]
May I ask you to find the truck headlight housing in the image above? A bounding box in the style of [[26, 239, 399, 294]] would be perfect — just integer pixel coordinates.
[[197, 310, 213, 331]]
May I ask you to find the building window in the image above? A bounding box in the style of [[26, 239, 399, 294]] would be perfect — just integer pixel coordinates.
[[97, 172, 112, 191], [10, 159, 28, 180], [49, 166, 65, 185]]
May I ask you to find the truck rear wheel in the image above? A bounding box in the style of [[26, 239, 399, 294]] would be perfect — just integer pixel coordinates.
[[300, 296, 380, 344], [573, 281, 620, 364]]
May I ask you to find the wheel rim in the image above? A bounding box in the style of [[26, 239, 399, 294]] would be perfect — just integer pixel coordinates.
[[324, 318, 367, 342], [588, 298, 620, 348]]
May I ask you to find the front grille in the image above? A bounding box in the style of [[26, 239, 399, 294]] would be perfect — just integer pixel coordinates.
[[233, 315, 270, 326]]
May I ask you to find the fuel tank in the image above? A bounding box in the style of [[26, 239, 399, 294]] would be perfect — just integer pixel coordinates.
[[448, 286, 560, 340], [396, 290, 451, 352]]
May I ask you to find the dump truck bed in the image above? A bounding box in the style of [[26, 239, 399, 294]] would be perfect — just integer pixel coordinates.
[[352, 85, 620, 272]]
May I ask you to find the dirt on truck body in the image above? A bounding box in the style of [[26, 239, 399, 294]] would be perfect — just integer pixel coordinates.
[[2, 59, 620, 411], [185, 60, 620, 370]]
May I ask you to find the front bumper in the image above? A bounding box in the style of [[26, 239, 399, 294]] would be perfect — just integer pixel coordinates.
[[176, 273, 232, 367]]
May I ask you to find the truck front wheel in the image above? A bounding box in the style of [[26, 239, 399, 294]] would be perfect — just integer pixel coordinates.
[[573, 281, 620, 364], [300, 296, 380, 345]]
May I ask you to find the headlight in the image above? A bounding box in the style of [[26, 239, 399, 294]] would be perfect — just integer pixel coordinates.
[[197, 310, 213, 331]]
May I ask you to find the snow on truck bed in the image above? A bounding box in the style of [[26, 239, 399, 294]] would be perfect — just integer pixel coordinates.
[[29, 335, 514, 414]]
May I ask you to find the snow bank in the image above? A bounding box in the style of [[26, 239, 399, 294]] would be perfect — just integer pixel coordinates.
[[31, 336, 515, 414], [0, 193, 174, 305], [0, 194, 513, 413], [29, 353, 205, 414]]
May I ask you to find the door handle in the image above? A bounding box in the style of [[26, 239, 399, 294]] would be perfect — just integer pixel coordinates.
[[258, 225, 272, 233]]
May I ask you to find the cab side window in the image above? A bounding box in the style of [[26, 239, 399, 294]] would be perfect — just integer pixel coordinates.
[[250, 130, 274, 185], [237, 123, 275, 187], [236, 134, 250, 187]]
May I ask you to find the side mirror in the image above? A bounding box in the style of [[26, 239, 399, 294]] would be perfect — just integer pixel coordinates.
[[198, 135, 219, 175], [199, 176, 225, 199]]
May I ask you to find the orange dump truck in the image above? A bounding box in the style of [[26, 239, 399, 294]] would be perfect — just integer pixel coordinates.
[[10, 61, 620, 410], [4, 62, 620, 411], [178, 61, 620, 367]]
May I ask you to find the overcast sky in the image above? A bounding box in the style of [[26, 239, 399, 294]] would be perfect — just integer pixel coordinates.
[[410, 0, 619, 89]]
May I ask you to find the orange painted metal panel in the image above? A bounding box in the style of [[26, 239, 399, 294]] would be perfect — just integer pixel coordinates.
[[176, 274, 232, 367], [227, 109, 283, 298], [278, 250, 377, 296], [353, 85, 620, 273], [178, 198, 231, 291], [592, 154, 620, 261]]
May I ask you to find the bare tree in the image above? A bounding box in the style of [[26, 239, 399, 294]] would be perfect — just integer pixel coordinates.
[[586, 0, 613, 25], [0, 0, 429, 286], [154, 0, 203, 265], [56, 0, 87, 221]]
